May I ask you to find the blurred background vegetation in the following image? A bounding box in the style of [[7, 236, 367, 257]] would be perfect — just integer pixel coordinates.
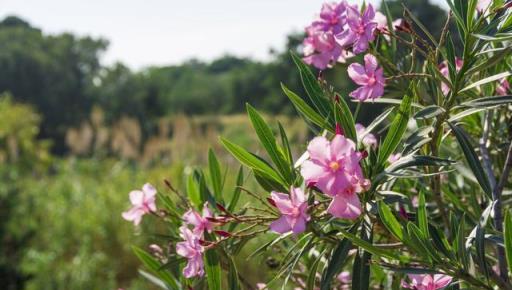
[[0, 0, 449, 289]]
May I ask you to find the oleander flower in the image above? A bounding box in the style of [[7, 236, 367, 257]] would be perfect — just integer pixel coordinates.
[[300, 134, 369, 219], [337, 271, 351, 289], [374, 11, 388, 32], [183, 203, 214, 235], [336, 4, 377, 54], [401, 274, 452, 290], [348, 54, 385, 101], [355, 123, 377, 148], [477, 0, 492, 13], [314, 1, 347, 33], [439, 58, 463, 95], [176, 226, 204, 278], [496, 78, 510, 96], [388, 153, 402, 164], [122, 183, 157, 226], [303, 30, 346, 69], [269, 187, 310, 234]]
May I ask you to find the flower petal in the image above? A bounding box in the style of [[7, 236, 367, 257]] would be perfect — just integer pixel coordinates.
[[270, 216, 292, 234]]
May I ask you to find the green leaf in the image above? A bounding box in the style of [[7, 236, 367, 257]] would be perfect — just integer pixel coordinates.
[[447, 122, 492, 197], [334, 97, 357, 142], [338, 228, 403, 261], [220, 137, 286, 186], [377, 93, 412, 166], [320, 238, 352, 290], [138, 270, 172, 290], [352, 222, 372, 290], [290, 52, 332, 119], [208, 149, 223, 202], [460, 95, 512, 108], [306, 250, 325, 290], [247, 104, 292, 183], [281, 83, 328, 129], [414, 105, 445, 120], [204, 233, 222, 290], [417, 192, 428, 237], [505, 210, 512, 273], [460, 71, 512, 92], [378, 201, 405, 241], [132, 246, 179, 289], [186, 173, 201, 208], [227, 166, 244, 212], [227, 256, 241, 290]]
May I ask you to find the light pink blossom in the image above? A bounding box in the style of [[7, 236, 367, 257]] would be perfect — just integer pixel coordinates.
[[300, 135, 369, 219], [337, 271, 351, 289], [374, 11, 388, 32], [183, 203, 214, 235], [388, 153, 402, 164], [313, 1, 347, 33], [270, 187, 310, 234], [402, 274, 452, 290], [303, 30, 347, 69], [496, 78, 510, 96], [355, 123, 377, 148], [477, 0, 492, 13], [348, 54, 385, 101], [176, 226, 204, 278], [439, 58, 463, 95], [336, 4, 377, 54], [122, 183, 157, 226]]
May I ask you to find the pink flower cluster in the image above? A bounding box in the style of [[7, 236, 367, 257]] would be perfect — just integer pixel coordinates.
[[122, 183, 157, 226], [300, 133, 370, 219], [303, 1, 381, 69], [402, 274, 452, 290], [348, 53, 385, 101], [176, 203, 214, 278]]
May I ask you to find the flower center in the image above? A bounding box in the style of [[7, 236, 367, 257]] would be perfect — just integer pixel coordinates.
[[291, 207, 301, 217], [329, 161, 341, 171], [367, 76, 376, 85], [357, 24, 365, 34]]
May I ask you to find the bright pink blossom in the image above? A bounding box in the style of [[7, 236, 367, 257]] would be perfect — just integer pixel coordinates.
[[313, 2, 347, 33], [183, 203, 214, 235], [355, 123, 377, 148], [176, 226, 204, 278], [270, 187, 310, 234], [439, 58, 463, 95], [402, 274, 452, 290], [496, 78, 510, 96], [336, 4, 377, 54], [122, 183, 157, 226], [300, 135, 369, 219], [348, 54, 385, 101]]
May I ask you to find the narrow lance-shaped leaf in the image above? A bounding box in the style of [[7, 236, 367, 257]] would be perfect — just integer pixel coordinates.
[[447, 122, 492, 197], [334, 96, 357, 142], [220, 137, 286, 186], [247, 104, 293, 183], [132, 246, 180, 289], [281, 83, 329, 130], [377, 92, 412, 166], [227, 166, 244, 212], [290, 52, 332, 119], [208, 149, 223, 202], [320, 238, 352, 290], [204, 233, 222, 290], [504, 211, 512, 273]]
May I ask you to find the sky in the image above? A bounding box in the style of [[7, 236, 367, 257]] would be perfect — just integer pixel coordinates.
[[0, 0, 446, 69]]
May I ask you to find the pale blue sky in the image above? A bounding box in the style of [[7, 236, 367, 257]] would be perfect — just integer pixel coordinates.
[[0, 0, 446, 69]]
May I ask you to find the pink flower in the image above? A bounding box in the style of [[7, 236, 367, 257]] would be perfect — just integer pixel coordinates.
[[270, 187, 310, 234], [314, 2, 347, 33], [122, 183, 157, 226], [402, 274, 452, 290], [388, 153, 402, 164], [477, 0, 492, 13], [256, 283, 267, 290], [439, 58, 463, 95], [183, 203, 214, 235], [355, 123, 377, 148], [496, 78, 510, 96], [336, 4, 377, 54], [176, 226, 204, 278], [348, 54, 385, 101], [374, 11, 388, 32], [337, 271, 351, 289], [300, 135, 369, 219], [303, 30, 346, 69]]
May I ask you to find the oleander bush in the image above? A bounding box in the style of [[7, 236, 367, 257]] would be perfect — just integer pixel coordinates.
[[123, 1, 512, 290]]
